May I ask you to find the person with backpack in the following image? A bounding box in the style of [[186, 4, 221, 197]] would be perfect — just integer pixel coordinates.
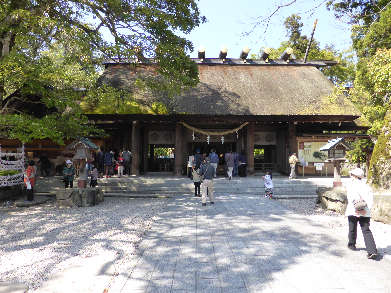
[[199, 157, 216, 206]]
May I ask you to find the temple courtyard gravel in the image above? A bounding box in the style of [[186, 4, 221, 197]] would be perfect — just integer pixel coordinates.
[[1, 177, 391, 292]]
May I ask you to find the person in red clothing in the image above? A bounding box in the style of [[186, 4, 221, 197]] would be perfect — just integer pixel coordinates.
[[24, 160, 36, 201], [117, 152, 125, 177]]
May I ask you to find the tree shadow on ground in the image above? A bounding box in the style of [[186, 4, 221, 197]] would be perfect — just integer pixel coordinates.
[[108, 192, 359, 292], [0, 197, 169, 290]]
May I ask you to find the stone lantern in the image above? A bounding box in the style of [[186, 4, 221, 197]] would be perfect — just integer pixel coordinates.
[[320, 137, 350, 187]]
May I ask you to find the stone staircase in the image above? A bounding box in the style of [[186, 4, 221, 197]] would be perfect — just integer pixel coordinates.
[[98, 175, 327, 199], [33, 175, 334, 199]]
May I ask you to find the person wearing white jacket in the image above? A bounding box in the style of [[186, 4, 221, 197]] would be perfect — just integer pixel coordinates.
[[262, 172, 273, 199], [345, 167, 378, 260]]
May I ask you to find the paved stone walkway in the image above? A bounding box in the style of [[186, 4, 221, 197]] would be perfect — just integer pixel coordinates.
[[6, 177, 389, 293], [105, 186, 391, 293]]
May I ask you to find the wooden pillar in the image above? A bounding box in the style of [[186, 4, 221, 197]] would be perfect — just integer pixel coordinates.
[[174, 123, 184, 176], [246, 123, 254, 174], [288, 122, 298, 154], [131, 121, 140, 175], [143, 126, 149, 174]]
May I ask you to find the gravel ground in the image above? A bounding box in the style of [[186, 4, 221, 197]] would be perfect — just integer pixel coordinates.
[[0, 197, 168, 291], [1, 195, 390, 292]]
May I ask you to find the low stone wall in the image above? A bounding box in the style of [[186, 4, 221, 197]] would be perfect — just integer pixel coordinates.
[[317, 187, 391, 224], [56, 188, 104, 208]]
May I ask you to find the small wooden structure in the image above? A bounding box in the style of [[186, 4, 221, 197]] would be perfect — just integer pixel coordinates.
[[320, 137, 350, 186], [66, 138, 99, 188]]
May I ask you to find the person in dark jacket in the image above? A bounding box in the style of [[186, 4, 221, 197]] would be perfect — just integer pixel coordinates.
[[104, 151, 113, 178], [63, 160, 75, 188], [208, 149, 219, 178], [194, 149, 202, 170], [199, 157, 216, 206]]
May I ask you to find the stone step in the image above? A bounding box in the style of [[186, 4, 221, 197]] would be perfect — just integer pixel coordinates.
[[104, 192, 317, 199], [104, 193, 173, 198], [98, 179, 322, 186], [98, 181, 320, 187], [32, 176, 328, 198], [102, 187, 316, 195]]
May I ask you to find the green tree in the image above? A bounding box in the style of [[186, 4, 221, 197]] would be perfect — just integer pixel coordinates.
[[345, 138, 374, 169], [0, 0, 205, 143], [344, 7, 391, 136], [255, 14, 355, 85], [326, 0, 391, 26], [327, 1, 391, 187]]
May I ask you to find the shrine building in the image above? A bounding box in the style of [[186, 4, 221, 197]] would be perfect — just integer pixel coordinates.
[[87, 50, 364, 176]]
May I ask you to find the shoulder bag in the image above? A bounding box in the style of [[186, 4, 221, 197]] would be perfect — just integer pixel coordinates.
[[353, 195, 367, 211]]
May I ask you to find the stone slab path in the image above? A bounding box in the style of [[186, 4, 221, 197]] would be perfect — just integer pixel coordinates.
[[106, 189, 391, 293], [4, 177, 390, 293]]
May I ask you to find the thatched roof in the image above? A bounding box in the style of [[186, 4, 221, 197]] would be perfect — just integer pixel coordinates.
[[99, 60, 359, 116]]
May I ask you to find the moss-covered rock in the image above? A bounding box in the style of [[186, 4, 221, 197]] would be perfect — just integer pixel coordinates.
[[316, 186, 347, 214], [368, 111, 391, 189]]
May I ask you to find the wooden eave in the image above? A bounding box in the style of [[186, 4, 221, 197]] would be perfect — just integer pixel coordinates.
[[86, 114, 359, 124]]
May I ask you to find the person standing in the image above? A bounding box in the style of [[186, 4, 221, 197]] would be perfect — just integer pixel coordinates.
[[117, 152, 125, 177], [191, 163, 201, 197], [288, 152, 299, 179], [233, 151, 239, 177], [24, 160, 36, 201], [78, 160, 88, 188], [194, 149, 202, 170], [199, 157, 215, 206], [238, 151, 247, 177], [209, 149, 219, 178], [262, 171, 273, 199], [345, 167, 378, 260], [122, 149, 131, 175], [90, 164, 98, 187], [104, 150, 113, 178], [63, 160, 75, 188], [96, 148, 104, 177], [225, 150, 235, 180]]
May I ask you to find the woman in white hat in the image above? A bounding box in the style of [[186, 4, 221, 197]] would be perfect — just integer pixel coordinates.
[[63, 160, 75, 188], [345, 167, 378, 260]]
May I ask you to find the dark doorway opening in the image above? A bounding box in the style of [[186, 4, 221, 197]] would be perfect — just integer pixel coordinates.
[[254, 145, 276, 172], [148, 144, 175, 172], [189, 142, 236, 157], [188, 142, 237, 176]]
